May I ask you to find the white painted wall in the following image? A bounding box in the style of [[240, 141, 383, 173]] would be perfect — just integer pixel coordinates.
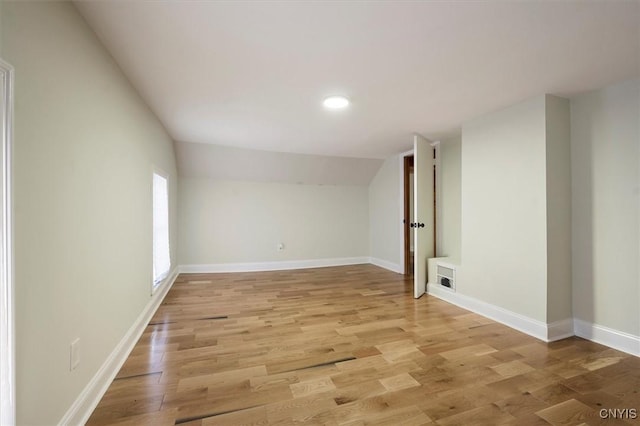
[[176, 141, 383, 185], [439, 136, 461, 261], [369, 140, 461, 274], [179, 178, 369, 266], [0, 0, 3, 53], [459, 96, 548, 322], [545, 95, 572, 323], [368, 155, 402, 272], [571, 79, 639, 337], [2, 2, 178, 424]]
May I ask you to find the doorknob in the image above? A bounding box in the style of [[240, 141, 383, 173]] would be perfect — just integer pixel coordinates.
[[417, 223, 425, 228]]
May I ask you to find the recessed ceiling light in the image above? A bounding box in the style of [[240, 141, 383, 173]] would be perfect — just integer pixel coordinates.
[[323, 96, 350, 109]]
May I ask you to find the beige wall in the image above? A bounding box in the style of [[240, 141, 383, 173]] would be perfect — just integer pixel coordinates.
[[439, 137, 461, 260], [176, 141, 382, 185], [368, 155, 402, 270], [2, 2, 178, 424], [179, 178, 368, 265], [545, 95, 572, 323], [0, 0, 3, 54], [459, 96, 548, 322], [571, 79, 639, 336]]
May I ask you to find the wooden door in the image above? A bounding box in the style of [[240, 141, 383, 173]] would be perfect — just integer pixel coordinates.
[[403, 155, 414, 276], [413, 134, 434, 298]]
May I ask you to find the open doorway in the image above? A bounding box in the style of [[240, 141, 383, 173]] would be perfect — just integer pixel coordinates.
[[404, 146, 437, 277], [403, 155, 414, 276]]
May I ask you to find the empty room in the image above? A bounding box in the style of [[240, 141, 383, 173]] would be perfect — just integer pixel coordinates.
[[0, 1, 639, 425]]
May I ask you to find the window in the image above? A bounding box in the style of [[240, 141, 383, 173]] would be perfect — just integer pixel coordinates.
[[152, 172, 170, 288]]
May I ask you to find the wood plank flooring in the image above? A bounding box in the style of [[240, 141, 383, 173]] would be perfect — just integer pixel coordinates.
[[87, 265, 640, 425]]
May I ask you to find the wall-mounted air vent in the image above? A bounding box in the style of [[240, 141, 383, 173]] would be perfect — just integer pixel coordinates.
[[437, 264, 456, 291]]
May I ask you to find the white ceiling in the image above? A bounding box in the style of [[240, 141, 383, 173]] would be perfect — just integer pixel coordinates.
[[76, 1, 639, 160]]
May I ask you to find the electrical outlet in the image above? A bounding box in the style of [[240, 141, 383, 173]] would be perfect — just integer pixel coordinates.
[[277, 243, 285, 251], [70, 338, 80, 371]]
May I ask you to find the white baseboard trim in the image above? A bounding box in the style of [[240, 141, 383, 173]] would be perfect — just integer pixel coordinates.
[[426, 284, 640, 352], [427, 283, 549, 341], [369, 257, 403, 274], [179, 257, 370, 274], [574, 319, 640, 357], [547, 318, 575, 342], [58, 267, 179, 426]]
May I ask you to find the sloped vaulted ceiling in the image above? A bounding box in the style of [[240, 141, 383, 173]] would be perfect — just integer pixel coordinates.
[[75, 1, 639, 168]]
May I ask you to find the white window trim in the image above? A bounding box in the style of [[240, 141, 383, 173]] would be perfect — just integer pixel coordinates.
[[0, 58, 15, 426], [151, 167, 171, 294]]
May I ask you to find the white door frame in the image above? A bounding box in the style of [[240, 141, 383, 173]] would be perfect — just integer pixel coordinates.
[[0, 58, 15, 426]]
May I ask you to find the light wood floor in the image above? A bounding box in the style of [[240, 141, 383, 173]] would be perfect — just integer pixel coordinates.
[[87, 265, 640, 425]]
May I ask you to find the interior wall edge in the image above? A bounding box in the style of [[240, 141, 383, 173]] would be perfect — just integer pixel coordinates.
[[426, 283, 549, 341], [57, 267, 180, 426], [179, 257, 370, 274], [574, 319, 640, 357], [369, 257, 403, 274], [546, 318, 575, 342], [427, 283, 640, 355], [179, 257, 404, 277]]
